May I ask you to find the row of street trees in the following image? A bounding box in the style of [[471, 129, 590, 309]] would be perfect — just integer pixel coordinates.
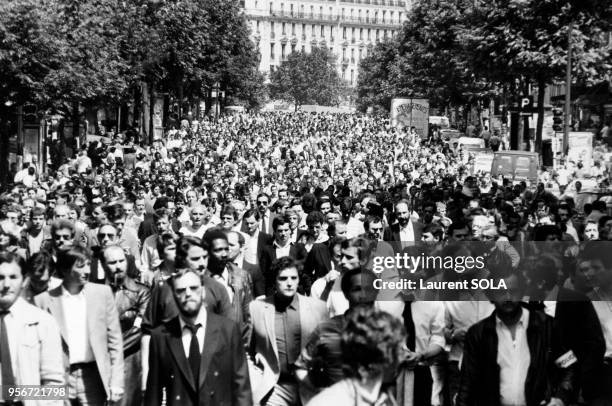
[[0, 0, 264, 137], [357, 0, 612, 151]]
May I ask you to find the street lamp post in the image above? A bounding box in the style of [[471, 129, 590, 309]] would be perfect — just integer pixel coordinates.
[[563, 24, 572, 155]]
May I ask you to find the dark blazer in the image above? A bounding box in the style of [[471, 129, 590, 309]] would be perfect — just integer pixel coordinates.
[[145, 313, 252, 406], [553, 288, 605, 401], [457, 308, 576, 406], [142, 276, 232, 335], [303, 242, 337, 287], [240, 260, 265, 298], [383, 221, 423, 244], [259, 242, 308, 296]]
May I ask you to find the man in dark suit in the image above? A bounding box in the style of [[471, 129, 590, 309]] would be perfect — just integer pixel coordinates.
[[227, 230, 265, 298], [259, 215, 308, 295], [240, 209, 272, 267], [145, 268, 251, 406], [383, 199, 423, 244]]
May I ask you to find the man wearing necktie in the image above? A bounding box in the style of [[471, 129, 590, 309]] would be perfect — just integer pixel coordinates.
[[0, 251, 65, 406], [145, 268, 251, 406], [256, 194, 272, 235]]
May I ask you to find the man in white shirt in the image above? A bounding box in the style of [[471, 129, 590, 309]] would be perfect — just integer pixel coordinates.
[[34, 246, 124, 406], [0, 252, 65, 405], [457, 272, 576, 406]]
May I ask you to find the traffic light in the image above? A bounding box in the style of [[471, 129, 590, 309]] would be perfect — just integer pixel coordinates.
[[552, 107, 563, 132]]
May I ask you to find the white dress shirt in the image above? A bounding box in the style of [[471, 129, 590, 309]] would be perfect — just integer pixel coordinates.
[[399, 221, 415, 242], [61, 287, 95, 364], [496, 308, 530, 406], [589, 288, 612, 358], [179, 311, 207, 358], [244, 230, 260, 265], [212, 268, 234, 303], [274, 240, 291, 259]]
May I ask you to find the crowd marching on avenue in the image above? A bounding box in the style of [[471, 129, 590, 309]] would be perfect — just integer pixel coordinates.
[[0, 112, 611, 406]]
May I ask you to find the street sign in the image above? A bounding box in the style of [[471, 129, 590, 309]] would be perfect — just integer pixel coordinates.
[[508, 95, 538, 113]]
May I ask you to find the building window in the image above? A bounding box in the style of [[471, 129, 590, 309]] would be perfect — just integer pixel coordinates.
[[351, 48, 355, 62], [382, 10, 386, 22], [300, 4, 304, 16], [359, 48, 362, 61], [367, 29, 371, 40], [341, 8, 345, 18], [291, 23, 295, 35], [342, 48, 346, 59], [358, 9, 362, 21], [342, 69, 346, 80], [312, 24, 315, 36], [282, 22, 286, 35], [351, 69, 354, 84], [269, 1, 273, 13], [270, 43, 275, 59], [291, 44, 296, 53], [281, 44, 286, 59], [343, 27, 347, 39], [359, 28, 363, 40], [366, 10, 370, 22], [256, 21, 260, 32], [374, 11, 378, 22], [321, 25, 324, 36], [319, 6, 323, 18], [290, 3, 294, 16], [351, 28, 355, 42]]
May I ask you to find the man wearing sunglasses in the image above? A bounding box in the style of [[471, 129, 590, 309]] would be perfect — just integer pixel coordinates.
[[256, 193, 273, 235]]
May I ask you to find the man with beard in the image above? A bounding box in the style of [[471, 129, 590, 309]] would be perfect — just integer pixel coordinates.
[[141, 236, 232, 391], [457, 271, 576, 406], [101, 245, 151, 406], [204, 230, 253, 345], [384, 200, 423, 243], [145, 268, 251, 406]]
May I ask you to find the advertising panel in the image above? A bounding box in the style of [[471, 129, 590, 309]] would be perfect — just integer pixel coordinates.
[[391, 98, 430, 138]]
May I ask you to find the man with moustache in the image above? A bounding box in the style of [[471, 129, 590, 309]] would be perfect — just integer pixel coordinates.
[[383, 200, 423, 243], [101, 246, 151, 406], [145, 268, 252, 406], [141, 236, 232, 392], [0, 251, 65, 406], [457, 271, 576, 406]]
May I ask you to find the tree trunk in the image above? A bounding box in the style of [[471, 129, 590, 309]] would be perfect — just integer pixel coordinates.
[[149, 82, 156, 145], [535, 78, 546, 154], [133, 85, 141, 131], [178, 82, 184, 120], [72, 102, 80, 150]]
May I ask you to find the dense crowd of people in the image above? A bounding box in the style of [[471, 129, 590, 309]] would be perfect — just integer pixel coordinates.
[[0, 112, 611, 406]]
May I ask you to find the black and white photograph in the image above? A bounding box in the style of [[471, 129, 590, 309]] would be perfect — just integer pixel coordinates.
[[0, 0, 612, 405]]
